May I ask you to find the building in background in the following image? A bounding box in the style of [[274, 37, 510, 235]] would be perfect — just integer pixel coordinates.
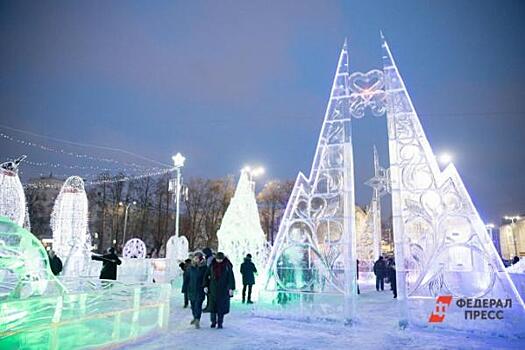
[[499, 215, 525, 260]]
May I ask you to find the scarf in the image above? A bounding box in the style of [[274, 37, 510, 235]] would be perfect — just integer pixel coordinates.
[[213, 259, 228, 280]]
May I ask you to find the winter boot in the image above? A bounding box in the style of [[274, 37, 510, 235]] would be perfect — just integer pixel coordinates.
[[247, 300, 254, 304], [190, 319, 196, 325], [218, 323, 223, 329], [210, 322, 216, 328], [195, 320, 200, 329]]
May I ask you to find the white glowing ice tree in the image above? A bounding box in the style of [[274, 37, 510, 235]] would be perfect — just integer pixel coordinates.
[[0, 156, 28, 227], [217, 169, 269, 281], [51, 176, 91, 276], [381, 34, 524, 334]]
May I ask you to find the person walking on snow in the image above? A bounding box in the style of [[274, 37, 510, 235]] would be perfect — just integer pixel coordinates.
[[201, 247, 214, 312], [240, 253, 257, 304], [373, 256, 386, 291], [203, 252, 235, 329], [187, 252, 207, 329]]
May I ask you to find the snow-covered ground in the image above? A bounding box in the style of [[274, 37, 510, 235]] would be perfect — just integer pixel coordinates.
[[118, 283, 525, 350]]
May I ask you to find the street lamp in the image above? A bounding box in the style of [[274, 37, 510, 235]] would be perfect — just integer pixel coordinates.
[[120, 201, 136, 246], [171, 153, 186, 238], [504, 215, 521, 257], [438, 152, 453, 165]]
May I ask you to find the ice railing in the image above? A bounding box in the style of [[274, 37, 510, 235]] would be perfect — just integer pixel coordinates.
[[0, 277, 171, 349]]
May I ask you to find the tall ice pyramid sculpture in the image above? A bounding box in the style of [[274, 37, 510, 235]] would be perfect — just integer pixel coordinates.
[[261, 41, 360, 323], [381, 34, 524, 334]]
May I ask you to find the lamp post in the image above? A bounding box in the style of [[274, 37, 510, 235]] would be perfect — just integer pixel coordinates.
[[171, 153, 186, 238], [119, 201, 136, 247], [504, 215, 521, 258]]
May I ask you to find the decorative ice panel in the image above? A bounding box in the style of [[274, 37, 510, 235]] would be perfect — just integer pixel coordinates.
[[381, 34, 524, 335], [261, 41, 360, 322], [0, 157, 27, 227], [51, 176, 91, 277], [123, 238, 146, 259]]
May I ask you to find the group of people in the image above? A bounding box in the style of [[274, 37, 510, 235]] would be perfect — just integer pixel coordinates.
[[179, 249, 258, 329], [373, 256, 397, 298]]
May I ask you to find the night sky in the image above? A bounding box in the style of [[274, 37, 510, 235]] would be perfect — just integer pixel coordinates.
[[1, 1, 524, 223]]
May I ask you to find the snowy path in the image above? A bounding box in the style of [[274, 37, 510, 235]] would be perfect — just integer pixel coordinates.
[[118, 286, 525, 350]]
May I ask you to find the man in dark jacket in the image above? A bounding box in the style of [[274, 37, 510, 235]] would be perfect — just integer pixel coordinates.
[[373, 256, 386, 291], [187, 252, 207, 329], [203, 252, 235, 329], [48, 249, 63, 276], [240, 253, 257, 304], [92, 247, 122, 280], [180, 258, 192, 308]]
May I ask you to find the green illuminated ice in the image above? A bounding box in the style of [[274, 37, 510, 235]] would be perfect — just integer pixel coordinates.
[[0, 216, 171, 349]]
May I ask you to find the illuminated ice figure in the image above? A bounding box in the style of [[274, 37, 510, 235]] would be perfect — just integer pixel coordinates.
[[217, 169, 269, 300], [381, 34, 524, 334], [0, 156, 27, 227], [262, 40, 385, 322], [51, 176, 91, 276]]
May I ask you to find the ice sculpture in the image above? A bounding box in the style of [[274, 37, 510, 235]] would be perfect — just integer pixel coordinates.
[[123, 238, 146, 258], [51, 176, 92, 276], [217, 169, 270, 300], [381, 34, 524, 334], [0, 216, 64, 300], [166, 234, 189, 264], [365, 146, 390, 262], [355, 206, 374, 280], [0, 217, 171, 349], [261, 41, 364, 323], [0, 156, 27, 227]]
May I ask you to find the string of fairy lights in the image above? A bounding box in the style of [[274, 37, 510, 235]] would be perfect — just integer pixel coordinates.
[[0, 129, 159, 170], [0, 124, 174, 189]]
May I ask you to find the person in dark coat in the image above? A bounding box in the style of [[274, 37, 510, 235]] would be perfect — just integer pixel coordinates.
[[91, 247, 122, 280], [203, 252, 235, 329], [48, 249, 63, 276], [180, 258, 192, 308], [240, 253, 257, 304], [388, 259, 397, 298], [373, 256, 386, 291], [201, 247, 214, 312], [187, 252, 207, 329]]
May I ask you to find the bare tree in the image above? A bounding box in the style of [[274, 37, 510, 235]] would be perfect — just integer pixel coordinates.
[[257, 179, 294, 244]]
